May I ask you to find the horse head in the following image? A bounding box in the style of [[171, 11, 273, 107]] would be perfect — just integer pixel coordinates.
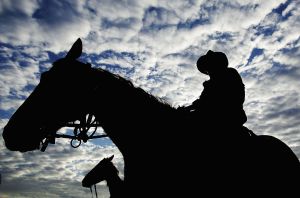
[[3, 38, 96, 152], [82, 155, 119, 188]]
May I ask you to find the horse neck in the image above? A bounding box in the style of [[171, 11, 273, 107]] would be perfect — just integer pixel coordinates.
[[90, 68, 176, 152], [106, 172, 123, 198]]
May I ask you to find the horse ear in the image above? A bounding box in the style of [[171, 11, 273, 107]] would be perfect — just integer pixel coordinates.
[[107, 155, 114, 161], [65, 38, 82, 60]]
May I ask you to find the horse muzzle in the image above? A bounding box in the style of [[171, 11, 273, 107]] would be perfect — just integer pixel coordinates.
[[2, 123, 42, 152]]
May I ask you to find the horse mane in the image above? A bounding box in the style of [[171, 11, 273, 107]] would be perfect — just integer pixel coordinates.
[[93, 67, 174, 109]]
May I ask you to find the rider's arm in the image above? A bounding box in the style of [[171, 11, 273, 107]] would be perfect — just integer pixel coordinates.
[[177, 98, 201, 112]]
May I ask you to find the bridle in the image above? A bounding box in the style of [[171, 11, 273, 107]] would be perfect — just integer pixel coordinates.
[[90, 184, 98, 198], [40, 113, 107, 151]]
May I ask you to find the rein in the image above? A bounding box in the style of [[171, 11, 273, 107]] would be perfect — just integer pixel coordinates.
[[90, 184, 98, 198]]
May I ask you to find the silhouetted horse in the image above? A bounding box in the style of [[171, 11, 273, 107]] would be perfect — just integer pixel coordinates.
[[82, 155, 124, 198], [3, 39, 300, 196]]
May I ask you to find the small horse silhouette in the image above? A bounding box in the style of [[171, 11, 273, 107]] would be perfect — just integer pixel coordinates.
[[3, 38, 300, 196], [82, 155, 124, 198]]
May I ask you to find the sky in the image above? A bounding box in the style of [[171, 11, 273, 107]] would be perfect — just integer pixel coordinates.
[[0, 0, 300, 197]]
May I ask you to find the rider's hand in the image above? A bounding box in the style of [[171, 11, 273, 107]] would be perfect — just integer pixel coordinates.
[[177, 106, 189, 113]]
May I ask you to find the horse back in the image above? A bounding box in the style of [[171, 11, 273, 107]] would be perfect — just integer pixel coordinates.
[[247, 134, 300, 192], [254, 135, 300, 169]]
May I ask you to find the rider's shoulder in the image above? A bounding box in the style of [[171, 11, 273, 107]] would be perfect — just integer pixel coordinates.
[[226, 67, 239, 75], [225, 68, 242, 80]]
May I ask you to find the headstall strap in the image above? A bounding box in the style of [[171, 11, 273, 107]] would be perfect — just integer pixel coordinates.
[[90, 186, 94, 198], [94, 184, 98, 198], [89, 184, 98, 198]]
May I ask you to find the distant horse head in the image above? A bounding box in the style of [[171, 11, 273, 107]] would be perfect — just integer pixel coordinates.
[[82, 155, 120, 188], [3, 39, 95, 152]]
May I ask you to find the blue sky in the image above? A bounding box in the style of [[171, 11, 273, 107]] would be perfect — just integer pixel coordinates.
[[0, 0, 300, 197]]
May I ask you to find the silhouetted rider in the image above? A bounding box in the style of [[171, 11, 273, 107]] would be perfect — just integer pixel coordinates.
[[180, 50, 247, 134]]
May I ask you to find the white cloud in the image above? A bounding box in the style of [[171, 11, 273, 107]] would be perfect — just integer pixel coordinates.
[[0, 45, 42, 105], [0, 0, 39, 16]]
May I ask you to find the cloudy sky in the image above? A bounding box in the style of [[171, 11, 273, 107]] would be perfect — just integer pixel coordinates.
[[0, 0, 300, 197]]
